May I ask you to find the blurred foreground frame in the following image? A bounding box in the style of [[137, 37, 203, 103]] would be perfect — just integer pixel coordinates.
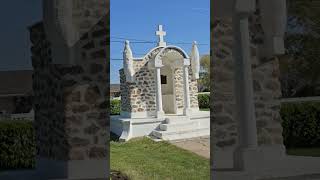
[[212, 0, 320, 179], [0, 0, 110, 180]]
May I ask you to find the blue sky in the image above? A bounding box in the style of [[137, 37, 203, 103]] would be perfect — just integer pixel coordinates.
[[110, 0, 210, 84], [0, 0, 209, 83]]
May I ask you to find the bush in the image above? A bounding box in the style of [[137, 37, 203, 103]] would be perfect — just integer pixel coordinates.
[[0, 120, 35, 169], [111, 99, 121, 115], [198, 94, 210, 109], [281, 102, 320, 148]]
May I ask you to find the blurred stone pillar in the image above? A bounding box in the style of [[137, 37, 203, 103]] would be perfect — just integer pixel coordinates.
[[30, 0, 109, 179]]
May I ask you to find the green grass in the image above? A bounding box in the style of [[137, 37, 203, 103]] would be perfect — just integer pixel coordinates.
[[287, 148, 320, 157], [200, 108, 210, 111], [110, 136, 210, 180]]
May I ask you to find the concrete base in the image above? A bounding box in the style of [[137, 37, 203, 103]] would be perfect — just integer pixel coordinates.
[[151, 113, 210, 140], [213, 145, 320, 180], [156, 110, 165, 118], [111, 111, 210, 141], [0, 158, 108, 180], [233, 147, 262, 173], [111, 115, 164, 141]]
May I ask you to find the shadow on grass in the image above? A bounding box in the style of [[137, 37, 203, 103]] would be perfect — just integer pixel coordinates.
[[110, 170, 130, 180], [110, 132, 120, 142]]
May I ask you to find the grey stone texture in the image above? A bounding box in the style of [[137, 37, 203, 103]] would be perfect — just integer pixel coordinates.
[[212, 15, 283, 150], [120, 47, 199, 115], [29, 14, 108, 160]]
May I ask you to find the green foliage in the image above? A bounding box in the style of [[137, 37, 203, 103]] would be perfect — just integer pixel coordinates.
[[281, 102, 320, 148], [198, 94, 210, 109], [199, 55, 210, 92], [281, 0, 320, 97], [0, 120, 35, 169], [111, 99, 121, 115]]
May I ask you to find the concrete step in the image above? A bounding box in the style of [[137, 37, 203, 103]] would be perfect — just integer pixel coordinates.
[[159, 121, 198, 131], [147, 134, 163, 142], [152, 128, 210, 141]]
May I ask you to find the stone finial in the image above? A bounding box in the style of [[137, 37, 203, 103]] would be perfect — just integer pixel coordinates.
[[123, 40, 134, 82], [259, 0, 287, 58], [156, 25, 167, 47], [191, 41, 200, 80], [235, 0, 256, 14]]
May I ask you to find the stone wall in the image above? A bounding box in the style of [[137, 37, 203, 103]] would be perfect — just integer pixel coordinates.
[[120, 64, 157, 114], [212, 15, 283, 150], [174, 68, 199, 109], [72, 0, 108, 35], [120, 48, 199, 116], [30, 15, 108, 160]]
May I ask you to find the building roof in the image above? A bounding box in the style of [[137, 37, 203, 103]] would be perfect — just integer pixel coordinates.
[[110, 84, 120, 93], [0, 70, 33, 97]]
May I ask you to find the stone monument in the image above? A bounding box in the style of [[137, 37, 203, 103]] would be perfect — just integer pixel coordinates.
[[111, 25, 210, 141]]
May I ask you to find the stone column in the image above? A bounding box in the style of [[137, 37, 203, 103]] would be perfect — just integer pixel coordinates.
[[233, 14, 259, 171], [155, 67, 164, 118], [29, 6, 109, 179], [183, 63, 191, 116]]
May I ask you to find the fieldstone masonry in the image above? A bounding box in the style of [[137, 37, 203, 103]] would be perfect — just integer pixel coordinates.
[[120, 44, 199, 117], [212, 15, 283, 151], [211, 2, 285, 173], [29, 0, 108, 179], [31, 14, 108, 161], [213, 2, 320, 179]]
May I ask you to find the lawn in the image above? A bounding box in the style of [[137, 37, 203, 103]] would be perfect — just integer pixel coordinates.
[[110, 134, 210, 180], [287, 148, 320, 157]]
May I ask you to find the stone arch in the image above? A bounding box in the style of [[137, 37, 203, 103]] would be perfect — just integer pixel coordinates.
[[154, 46, 189, 67]]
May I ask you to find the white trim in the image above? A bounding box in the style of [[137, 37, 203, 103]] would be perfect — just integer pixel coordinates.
[[120, 111, 156, 118], [280, 96, 320, 103], [133, 47, 164, 61], [155, 45, 190, 61], [176, 107, 200, 115], [120, 108, 200, 118]]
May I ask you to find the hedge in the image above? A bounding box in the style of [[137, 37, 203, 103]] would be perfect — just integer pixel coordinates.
[[111, 99, 121, 115], [0, 119, 35, 169], [281, 102, 320, 148], [4, 98, 320, 171], [198, 94, 210, 109]]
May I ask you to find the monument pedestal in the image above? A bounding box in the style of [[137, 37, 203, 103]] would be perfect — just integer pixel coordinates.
[[233, 147, 262, 173], [213, 144, 320, 180]]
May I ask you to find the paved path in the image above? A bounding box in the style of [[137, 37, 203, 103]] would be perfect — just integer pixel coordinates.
[[170, 136, 210, 159]]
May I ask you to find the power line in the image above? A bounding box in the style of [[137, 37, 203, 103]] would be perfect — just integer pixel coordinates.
[[110, 54, 209, 61], [111, 40, 156, 44], [111, 36, 154, 42], [111, 36, 209, 46]]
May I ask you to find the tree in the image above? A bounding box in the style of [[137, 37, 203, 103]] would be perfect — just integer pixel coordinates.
[[280, 0, 320, 97], [198, 55, 210, 92]]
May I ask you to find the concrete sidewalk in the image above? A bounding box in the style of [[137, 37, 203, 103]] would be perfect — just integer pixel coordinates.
[[170, 136, 210, 159]]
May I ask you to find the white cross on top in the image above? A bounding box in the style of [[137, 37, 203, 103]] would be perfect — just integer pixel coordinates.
[[156, 25, 166, 47]]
